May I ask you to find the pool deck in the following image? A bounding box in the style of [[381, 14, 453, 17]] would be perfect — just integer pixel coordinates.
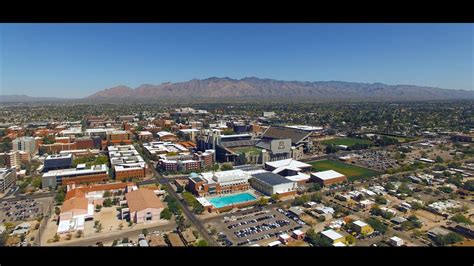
[[203, 191, 259, 212]]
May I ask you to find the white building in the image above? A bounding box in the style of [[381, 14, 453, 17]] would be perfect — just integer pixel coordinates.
[[249, 171, 297, 196], [12, 136, 36, 157], [389, 236, 404, 247], [0, 168, 17, 193]]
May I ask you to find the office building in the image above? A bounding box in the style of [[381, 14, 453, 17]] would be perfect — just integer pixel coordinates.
[[41, 164, 109, 188], [0, 168, 16, 193]]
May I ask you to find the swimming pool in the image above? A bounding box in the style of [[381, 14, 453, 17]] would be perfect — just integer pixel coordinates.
[[207, 192, 257, 209]]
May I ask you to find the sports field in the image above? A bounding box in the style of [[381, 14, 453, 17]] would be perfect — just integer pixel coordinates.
[[309, 159, 380, 181], [321, 137, 372, 147], [231, 146, 262, 155]]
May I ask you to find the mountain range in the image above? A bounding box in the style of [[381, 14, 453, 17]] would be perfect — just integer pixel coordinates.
[[2, 77, 474, 103]]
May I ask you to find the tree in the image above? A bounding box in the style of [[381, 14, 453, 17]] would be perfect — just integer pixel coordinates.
[[76, 230, 83, 238], [411, 201, 422, 210], [374, 195, 387, 205], [103, 198, 113, 207], [142, 229, 149, 236], [96, 222, 103, 233], [55, 206, 61, 215], [55, 187, 66, 203], [306, 229, 332, 247], [196, 239, 208, 246], [0, 232, 8, 246], [438, 186, 453, 194], [310, 192, 322, 202], [53, 233, 60, 242], [160, 208, 172, 220], [345, 234, 356, 245], [256, 197, 269, 207], [463, 180, 474, 191], [103, 191, 112, 198], [193, 203, 204, 214], [308, 183, 321, 192], [366, 217, 387, 234], [435, 156, 444, 163], [95, 204, 102, 212], [271, 194, 279, 202], [450, 213, 472, 225], [220, 163, 233, 171], [118, 223, 124, 230]]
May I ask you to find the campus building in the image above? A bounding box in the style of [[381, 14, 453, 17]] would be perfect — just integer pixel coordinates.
[[0, 151, 29, 169], [108, 145, 146, 181], [123, 188, 164, 224], [187, 169, 252, 197], [12, 136, 37, 158], [264, 158, 312, 184], [249, 171, 297, 197], [0, 168, 17, 193], [310, 170, 347, 186], [43, 153, 73, 172], [41, 164, 109, 188]]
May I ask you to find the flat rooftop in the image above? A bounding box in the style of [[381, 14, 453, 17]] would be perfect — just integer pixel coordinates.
[[252, 171, 294, 186]]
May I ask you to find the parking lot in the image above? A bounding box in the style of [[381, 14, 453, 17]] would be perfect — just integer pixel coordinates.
[[211, 207, 305, 246], [0, 199, 42, 222]]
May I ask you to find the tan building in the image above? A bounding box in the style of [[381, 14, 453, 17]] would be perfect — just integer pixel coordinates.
[[125, 188, 164, 224]]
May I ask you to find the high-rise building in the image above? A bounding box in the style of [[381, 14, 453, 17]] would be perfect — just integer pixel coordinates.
[[12, 136, 37, 158], [0, 168, 17, 193]]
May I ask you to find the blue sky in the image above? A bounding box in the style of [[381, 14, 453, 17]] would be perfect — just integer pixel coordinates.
[[0, 23, 472, 97]]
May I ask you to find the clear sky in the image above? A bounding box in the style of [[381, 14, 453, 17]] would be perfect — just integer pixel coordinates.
[[0, 23, 472, 97]]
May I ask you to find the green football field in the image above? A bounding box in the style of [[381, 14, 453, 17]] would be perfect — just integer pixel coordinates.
[[321, 137, 372, 147], [309, 159, 380, 181]]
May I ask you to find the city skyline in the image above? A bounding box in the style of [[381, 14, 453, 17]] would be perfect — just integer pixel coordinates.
[[0, 23, 473, 97]]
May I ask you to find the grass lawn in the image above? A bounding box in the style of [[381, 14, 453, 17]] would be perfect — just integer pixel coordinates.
[[309, 159, 380, 182], [321, 137, 372, 147], [231, 146, 262, 155]]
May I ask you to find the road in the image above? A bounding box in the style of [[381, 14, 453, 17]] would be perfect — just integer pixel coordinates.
[[48, 222, 177, 246], [148, 162, 219, 246], [0, 191, 56, 203]]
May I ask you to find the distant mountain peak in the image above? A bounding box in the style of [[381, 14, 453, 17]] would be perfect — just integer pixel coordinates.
[[84, 77, 473, 102]]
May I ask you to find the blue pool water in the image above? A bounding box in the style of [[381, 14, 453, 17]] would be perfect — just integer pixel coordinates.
[[207, 193, 257, 208]]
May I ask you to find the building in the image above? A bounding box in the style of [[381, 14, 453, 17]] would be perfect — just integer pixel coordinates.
[[260, 126, 314, 153], [451, 134, 474, 143], [167, 232, 185, 247], [264, 159, 312, 184], [157, 131, 178, 142], [124, 188, 164, 224], [57, 193, 94, 234], [321, 229, 345, 245], [187, 169, 252, 197], [43, 153, 73, 172], [108, 145, 146, 181], [41, 164, 109, 188], [1, 151, 29, 169], [177, 128, 200, 142], [107, 130, 132, 145], [59, 149, 100, 158], [310, 170, 347, 186], [352, 220, 374, 235], [12, 136, 36, 157], [147, 234, 167, 247], [193, 150, 215, 169], [0, 168, 16, 193], [74, 137, 95, 149], [60, 127, 83, 137], [292, 229, 305, 240], [389, 236, 404, 247], [249, 171, 297, 197], [278, 233, 291, 244], [137, 131, 154, 142], [142, 141, 189, 158], [179, 228, 197, 246]]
